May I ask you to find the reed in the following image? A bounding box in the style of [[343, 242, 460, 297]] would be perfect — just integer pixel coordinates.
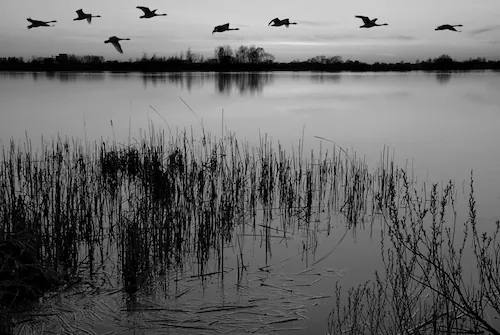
[[0, 126, 401, 321], [328, 170, 500, 334]]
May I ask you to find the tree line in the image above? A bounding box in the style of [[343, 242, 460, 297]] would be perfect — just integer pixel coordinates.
[[1, 46, 499, 71]]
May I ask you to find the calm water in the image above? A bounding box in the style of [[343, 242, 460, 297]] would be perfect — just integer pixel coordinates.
[[1, 71, 500, 334], [2, 71, 500, 212]]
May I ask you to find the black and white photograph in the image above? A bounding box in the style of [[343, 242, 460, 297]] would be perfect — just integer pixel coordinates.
[[1, 0, 500, 334]]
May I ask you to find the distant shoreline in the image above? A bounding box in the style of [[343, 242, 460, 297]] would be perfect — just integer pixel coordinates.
[[1, 64, 499, 73], [2, 52, 500, 73], [3, 46, 500, 73]]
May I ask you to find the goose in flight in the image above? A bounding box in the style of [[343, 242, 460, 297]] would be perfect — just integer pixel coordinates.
[[136, 6, 167, 18], [212, 23, 239, 34], [74, 9, 101, 24], [435, 24, 463, 32], [104, 36, 130, 54], [268, 18, 297, 27], [355, 15, 388, 28], [26, 18, 57, 29]]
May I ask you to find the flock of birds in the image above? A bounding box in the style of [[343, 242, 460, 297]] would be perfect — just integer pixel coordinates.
[[26, 7, 465, 54]]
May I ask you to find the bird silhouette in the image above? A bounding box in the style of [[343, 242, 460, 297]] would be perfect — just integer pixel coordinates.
[[435, 24, 463, 32], [104, 36, 130, 53], [268, 18, 297, 27], [74, 9, 101, 24], [212, 23, 240, 34], [355, 16, 388, 28], [136, 6, 167, 19], [27, 18, 57, 29]]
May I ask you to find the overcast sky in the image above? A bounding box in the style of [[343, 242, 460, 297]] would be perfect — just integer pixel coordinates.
[[1, 0, 499, 63]]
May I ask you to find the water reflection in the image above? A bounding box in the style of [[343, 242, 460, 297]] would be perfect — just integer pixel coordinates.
[[140, 72, 275, 95], [109, 72, 131, 80], [43, 72, 105, 82], [310, 73, 342, 83], [1, 70, 276, 95], [436, 72, 452, 85], [2, 71, 339, 95], [142, 73, 207, 91], [0, 71, 108, 83], [215, 73, 274, 95], [0, 72, 27, 80]]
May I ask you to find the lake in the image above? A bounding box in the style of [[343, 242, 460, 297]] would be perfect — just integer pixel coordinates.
[[1, 71, 500, 334]]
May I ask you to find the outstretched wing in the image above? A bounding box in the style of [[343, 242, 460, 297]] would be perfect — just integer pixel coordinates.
[[268, 18, 280, 26], [111, 41, 123, 54], [76, 9, 85, 17], [27, 17, 44, 24], [438, 24, 453, 30], [355, 15, 371, 25], [136, 6, 152, 14]]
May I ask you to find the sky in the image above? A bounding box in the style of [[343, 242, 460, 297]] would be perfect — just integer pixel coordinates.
[[1, 0, 500, 63]]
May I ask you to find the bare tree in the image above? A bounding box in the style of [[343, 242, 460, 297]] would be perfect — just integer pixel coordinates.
[[215, 45, 233, 65]]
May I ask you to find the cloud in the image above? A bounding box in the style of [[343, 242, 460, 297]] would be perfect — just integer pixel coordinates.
[[274, 41, 329, 46], [309, 33, 417, 42], [390, 35, 417, 41], [253, 32, 416, 43], [233, 23, 253, 28], [375, 52, 397, 58], [296, 20, 336, 28], [310, 33, 357, 41], [470, 28, 494, 35], [208, 31, 419, 50], [468, 25, 500, 35]]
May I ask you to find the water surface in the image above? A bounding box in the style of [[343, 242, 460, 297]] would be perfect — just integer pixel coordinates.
[[2, 70, 499, 212], [1, 71, 500, 334]]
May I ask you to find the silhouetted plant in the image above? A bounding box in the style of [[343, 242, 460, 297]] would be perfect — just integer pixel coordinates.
[[2, 51, 500, 72], [329, 171, 500, 334]]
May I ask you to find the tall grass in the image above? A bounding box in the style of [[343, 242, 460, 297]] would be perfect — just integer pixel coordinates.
[[0, 127, 400, 320], [328, 170, 500, 334], [5, 126, 495, 334]]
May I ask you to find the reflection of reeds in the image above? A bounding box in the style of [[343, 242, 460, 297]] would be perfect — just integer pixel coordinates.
[[0, 127, 401, 312]]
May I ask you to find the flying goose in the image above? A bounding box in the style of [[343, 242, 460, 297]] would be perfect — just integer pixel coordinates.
[[74, 9, 101, 24], [104, 36, 130, 53], [268, 18, 297, 27], [27, 18, 57, 29], [355, 15, 388, 28], [435, 24, 463, 32], [212, 23, 239, 34], [136, 6, 167, 18]]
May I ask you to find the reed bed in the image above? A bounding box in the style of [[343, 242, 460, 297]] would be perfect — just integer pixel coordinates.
[[0, 127, 402, 333], [328, 171, 500, 334]]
